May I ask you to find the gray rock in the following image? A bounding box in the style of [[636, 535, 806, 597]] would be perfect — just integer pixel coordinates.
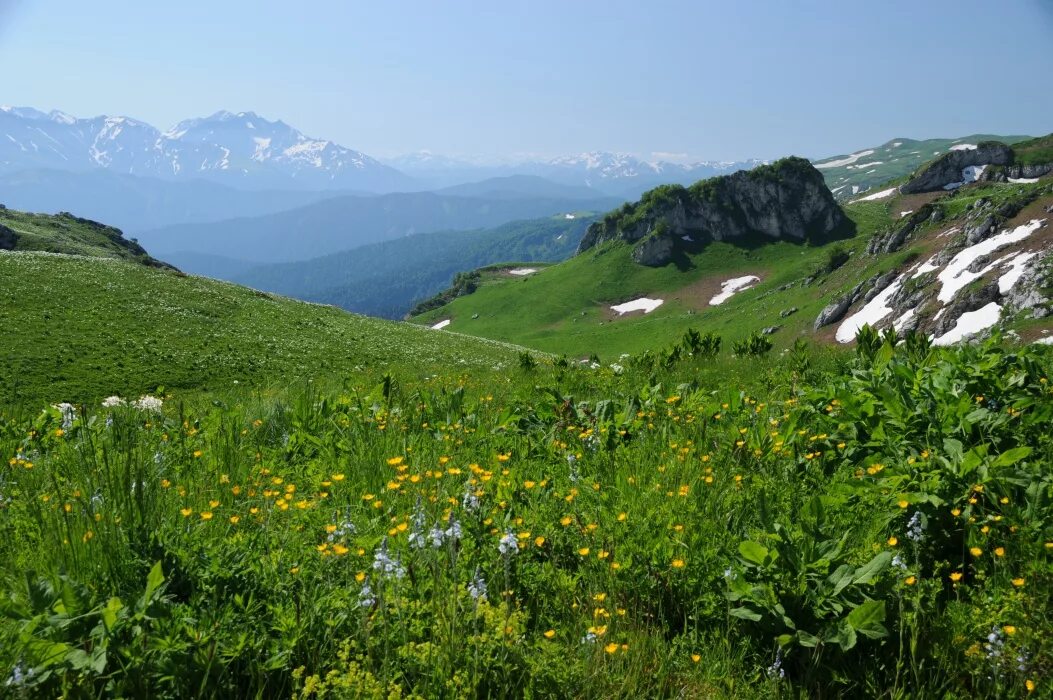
[[900, 142, 1013, 194], [779, 307, 798, 318], [761, 325, 781, 335], [577, 157, 847, 256], [966, 215, 995, 244], [1003, 260, 1050, 319], [631, 231, 675, 266], [862, 272, 897, 303], [814, 281, 867, 330]]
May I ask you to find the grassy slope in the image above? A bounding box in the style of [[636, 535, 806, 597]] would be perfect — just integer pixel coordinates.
[[412, 203, 894, 358], [412, 179, 1053, 359], [817, 134, 1032, 199], [0, 252, 526, 406], [0, 208, 169, 266]]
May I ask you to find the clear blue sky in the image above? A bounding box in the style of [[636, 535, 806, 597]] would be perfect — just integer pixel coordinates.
[[1, 0, 1051, 161]]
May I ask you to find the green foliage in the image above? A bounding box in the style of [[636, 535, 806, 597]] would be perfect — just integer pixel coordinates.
[[732, 332, 773, 357], [1011, 133, 1053, 167], [1, 335, 1052, 696]]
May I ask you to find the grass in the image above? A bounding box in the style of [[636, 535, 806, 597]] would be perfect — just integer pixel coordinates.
[[1012, 134, 1053, 167], [0, 252, 530, 407], [0, 208, 168, 267], [410, 200, 898, 358], [1, 333, 1051, 697]]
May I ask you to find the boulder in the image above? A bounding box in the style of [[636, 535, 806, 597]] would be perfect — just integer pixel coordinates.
[[779, 307, 798, 318]]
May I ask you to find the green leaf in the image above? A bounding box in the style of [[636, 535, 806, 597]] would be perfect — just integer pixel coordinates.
[[143, 561, 164, 604], [101, 597, 123, 632], [991, 447, 1032, 468], [846, 599, 887, 640], [796, 630, 820, 648], [853, 551, 892, 584], [738, 540, 769, 566], [729, 606, 762, 622]]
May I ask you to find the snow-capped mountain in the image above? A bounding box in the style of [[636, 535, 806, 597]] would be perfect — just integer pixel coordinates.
[[386, 149, 767, 196], [0, 107, 412, 192]]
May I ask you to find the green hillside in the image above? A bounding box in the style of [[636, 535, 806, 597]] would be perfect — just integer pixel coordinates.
[[411, 174, 1053, 359], [816, 134, 1032, 199], [233, 214, 597, 319], [0, 241, 528, 406], [0, 206, 172, 268]]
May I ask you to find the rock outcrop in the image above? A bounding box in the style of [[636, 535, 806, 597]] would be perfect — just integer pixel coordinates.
[[577, 157, 848, 266], [899, 142, 1013, 194]]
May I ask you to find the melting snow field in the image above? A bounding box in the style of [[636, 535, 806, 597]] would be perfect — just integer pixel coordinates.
[[932, 302, 1002, 346], [815, 150, 876, 169], [611, 298, 664, 315], [430, 319, 451, 330], [912, 257, 940, 278], [835, 275, 905, 343], [1009, 177, 1040, 184], [709, 276, 760, 306], [853, 187, 897, 202], [508, 268, 538, 276], [997, 252, 1038, 293], [949, 144, 978, 151], [1035, 336, 1053, 346], [936, 219, 1045, 303]]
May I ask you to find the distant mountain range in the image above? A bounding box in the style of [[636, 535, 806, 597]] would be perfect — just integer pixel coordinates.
[[0, 106, 411, 192], [384, 150, 768, 198]]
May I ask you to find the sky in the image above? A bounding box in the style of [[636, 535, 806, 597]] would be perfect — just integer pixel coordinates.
[[1, 0, 1051, 162]]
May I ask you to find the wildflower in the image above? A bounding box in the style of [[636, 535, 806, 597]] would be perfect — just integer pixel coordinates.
[[887, 536, 898, 546], [543, 629, 556, 639], [101, 396, 125, 408], [358, 579, 376, 608], [906, 511, 925, 542], [444, 514, 462, 542], [180, 508, 192, 517], [534, 536, 545, 547], [134, 395, 163, 412], [332, 544, 349, 556], [498, 530, 519, 556], [462, 482, 480, 512], [372, 539, 405, 579], [766, 649, 785, 679], [1003, 625, 1016, 636], [949, 571, 963, 582], [1011, 577, 1025, 587], [604, 642, 619, 654], [578, 547, 590, 556], [467, 568, 487, 601], [1026, 679, 1035, 693], [994, 547, 1005, 557], [229, 515, 240, 525], [891, 554, 907, 571], [898, 500, 909, 509], [691, 654, 701, 663], [970, 547, 982, 557], [984, 626, 1004, 659], [200, 511, 213, 521], [672, 558, 685, 569], [904, 575, 916, 586]]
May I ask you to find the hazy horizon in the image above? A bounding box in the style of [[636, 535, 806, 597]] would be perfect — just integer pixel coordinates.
[[2, 0, 1052, 162]]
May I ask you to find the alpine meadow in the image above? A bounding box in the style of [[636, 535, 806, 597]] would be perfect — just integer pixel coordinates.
[[2, 2, 1053, 698]]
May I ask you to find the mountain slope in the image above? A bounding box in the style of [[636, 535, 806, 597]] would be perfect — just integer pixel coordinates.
[[411, 149, 1053, 358], [230, 214, 595, 318], [138, 191, 620, 264], [0, 209, 528, 405], [0, 106, 412, 192], [815, 134, 1032, 199], [0, 206, 172, 268]]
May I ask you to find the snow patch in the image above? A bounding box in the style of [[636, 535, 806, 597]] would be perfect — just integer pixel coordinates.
[[508, 268, 537, 276], [1034, 336, 1053, 346], [611, 298, 664, 315], [835, 275, 904, 343], [997, 251, 1038, 294], [932, 302, 1002, 346], [943, 165, 987, 190], [815, 150, 876, 169], [936, 219, 1044, 303], [853, 187, 897, 202], [709, 276, 760, 306], [949, 144, 978, 151], [912, 257, 940, 278], [564, 213, 576, 219], [430, 319, 452, 330], [900, 210, 914, 218], [1008, 177, 1039, 184]]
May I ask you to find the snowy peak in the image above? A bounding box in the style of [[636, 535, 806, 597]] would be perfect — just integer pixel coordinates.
[[0, 106, 411, 191]]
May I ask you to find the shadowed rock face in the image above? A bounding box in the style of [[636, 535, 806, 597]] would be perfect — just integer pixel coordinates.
[[577, 157, 847, 266], [899, 142, 1013, 194]]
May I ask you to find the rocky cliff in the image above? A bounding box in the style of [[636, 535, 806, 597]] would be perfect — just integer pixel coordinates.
[[577, 157, 848, 266]]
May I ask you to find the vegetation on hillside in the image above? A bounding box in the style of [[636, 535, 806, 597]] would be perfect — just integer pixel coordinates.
[[0, 208, 172, 269], [1012, 134, 1053, 167], [1, 330, 1050, 697], [0, 252, 527, 407], [234, 216, 595, 319]]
